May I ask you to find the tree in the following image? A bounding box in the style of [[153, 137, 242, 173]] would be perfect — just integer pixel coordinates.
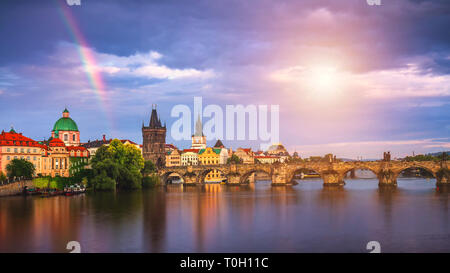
[[142, 160, 156, 175], [0, 171, 6, 183], [227, 154, 242, 164], [404, 154, 439, 162], [90, 139, 144, 190], [91, 171, 116, 191], [6, 159, 35, 179]]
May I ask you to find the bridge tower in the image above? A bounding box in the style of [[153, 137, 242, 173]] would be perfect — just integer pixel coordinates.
[[142, 105, 166, 168]]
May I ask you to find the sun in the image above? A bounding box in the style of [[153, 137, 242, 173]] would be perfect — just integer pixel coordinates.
[[306, 65, 341, 95]]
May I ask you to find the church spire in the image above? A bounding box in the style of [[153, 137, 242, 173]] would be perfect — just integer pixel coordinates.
[[194, 114, 203, 137]]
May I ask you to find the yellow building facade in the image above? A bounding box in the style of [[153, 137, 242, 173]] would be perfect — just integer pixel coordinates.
[[198, 147, 224, 182]]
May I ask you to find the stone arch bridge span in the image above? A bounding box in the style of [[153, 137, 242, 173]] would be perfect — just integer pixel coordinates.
[[158, 160, 449, 187]]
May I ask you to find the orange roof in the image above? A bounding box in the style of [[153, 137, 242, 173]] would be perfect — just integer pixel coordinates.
[[165, 144, 177, 149], [182, 149, 200, 153], [0, 130, 43, 148], [49, 138, 66, 147], [67, 146, 87, 151], [237, 148, 253, 154]]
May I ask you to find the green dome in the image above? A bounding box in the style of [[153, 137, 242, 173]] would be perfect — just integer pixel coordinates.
[[52, 117, 79, 132]]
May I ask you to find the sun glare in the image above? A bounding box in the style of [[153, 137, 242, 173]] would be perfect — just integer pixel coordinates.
[[306, 65, 341, 95]]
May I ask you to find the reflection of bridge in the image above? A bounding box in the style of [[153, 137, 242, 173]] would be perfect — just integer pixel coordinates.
[[159, 160, 449, 187]]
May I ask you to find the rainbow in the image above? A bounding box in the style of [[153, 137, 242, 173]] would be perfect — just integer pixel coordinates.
[[55, 0, 115, 132]]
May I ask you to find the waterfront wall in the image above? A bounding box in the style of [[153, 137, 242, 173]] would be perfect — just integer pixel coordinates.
[[0, 180, 34, 197]]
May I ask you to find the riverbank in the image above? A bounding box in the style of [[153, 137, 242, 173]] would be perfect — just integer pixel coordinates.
[[0, 180, 34, 197]]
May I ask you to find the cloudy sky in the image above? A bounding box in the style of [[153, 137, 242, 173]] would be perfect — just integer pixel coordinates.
[[1, 0, 449, 159]]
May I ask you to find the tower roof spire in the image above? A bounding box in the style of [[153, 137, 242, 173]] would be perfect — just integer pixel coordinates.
[[149, 105, 162, 128], [194, 113, 203, 137]]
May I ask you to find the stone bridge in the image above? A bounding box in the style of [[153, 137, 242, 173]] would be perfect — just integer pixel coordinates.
[[158, 160, 450, 187]]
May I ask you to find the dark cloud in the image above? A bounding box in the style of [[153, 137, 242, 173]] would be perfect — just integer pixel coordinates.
[[1, 0, 449, 156]]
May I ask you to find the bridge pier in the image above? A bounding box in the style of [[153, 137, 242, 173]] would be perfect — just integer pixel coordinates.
[[436, 168, 450, 187], [377, 170, 397, 187], [227, 174, 241, 185], [321, 171, 345, 187], [182, 173, 198, 185], [271, 172, 292, 186]]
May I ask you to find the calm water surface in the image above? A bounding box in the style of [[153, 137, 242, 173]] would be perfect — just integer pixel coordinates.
[[1, 178, 449, 253]]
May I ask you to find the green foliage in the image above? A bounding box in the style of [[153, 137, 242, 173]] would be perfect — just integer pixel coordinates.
[[90, 139, 145, 191], [227, 154, 242, 164], [142, 160, 156, 175], [0, 171, 6, 183], [33, 176, 78, 190], [118, 167, 142, 190], [69, 157, 89, 176], [33, 177, 51, 189], [404, 154, 439, 162], [142, 174, 160, 188], [286, 157, 305, 163], [71, 168, 93, 184], [6, 159, 35, 179], [91, 172, 116, 191]]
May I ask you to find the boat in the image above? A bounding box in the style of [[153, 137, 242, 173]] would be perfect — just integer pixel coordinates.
[[303, 173, 320, 178], [63, 184, 86, 196], [22, 186, 42, 196], [40, 189, 63, 198], [299, 172, 320, 179]]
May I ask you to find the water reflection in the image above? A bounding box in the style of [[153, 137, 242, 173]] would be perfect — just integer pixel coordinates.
[[0, 178, 449, 252]]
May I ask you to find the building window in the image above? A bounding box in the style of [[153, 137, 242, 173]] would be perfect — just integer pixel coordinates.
[[7, 156, 10, 160], [73, 134, 76, 141], [14, 156, 17, 159], [14, 148, 18, 153], [27, 149, 30, 153], [64, 134, 68, 141], [7, 148, 10, 152], [27, 156, 30, 160]]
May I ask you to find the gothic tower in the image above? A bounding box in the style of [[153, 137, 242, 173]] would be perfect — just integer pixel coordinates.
[[191, 114, 207, 149], [142, 105, 166, 167]]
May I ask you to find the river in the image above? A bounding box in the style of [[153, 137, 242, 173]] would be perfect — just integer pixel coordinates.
[[0, 178, 449, 253]]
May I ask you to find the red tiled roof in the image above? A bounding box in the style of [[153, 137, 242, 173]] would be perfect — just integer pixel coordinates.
[[67, 146, 89, 157], [165, 144, 177, 149], [238, 148, 253, 154], [67, 146, 87, 151], [182, 149, 200, 153], [49, 138, 66, 147], [0, 130, 43, 148]]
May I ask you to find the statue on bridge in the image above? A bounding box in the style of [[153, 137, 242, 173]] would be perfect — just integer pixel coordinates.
[[383, 151, 391, 162]]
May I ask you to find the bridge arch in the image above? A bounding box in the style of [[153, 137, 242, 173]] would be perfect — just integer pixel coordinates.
[[395, 165, 436, 179], [240, 169, 273, 184], [288, 167, 322, 183], [197, 167, 228, 184], [160, 171, 185, 185], [341, 167, 378, 179]]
